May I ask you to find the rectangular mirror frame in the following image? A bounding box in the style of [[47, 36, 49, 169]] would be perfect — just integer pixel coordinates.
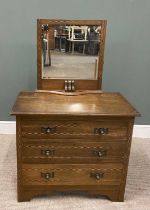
[[37, 19, 107, 90]]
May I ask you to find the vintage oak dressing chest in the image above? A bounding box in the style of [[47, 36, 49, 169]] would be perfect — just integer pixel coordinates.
[[11, 19, 140, 202]]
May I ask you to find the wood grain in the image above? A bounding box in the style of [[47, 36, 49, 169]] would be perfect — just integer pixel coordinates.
[[22, 141, 128, 164], [11, 91, 140, 116], [21, 163, 123, 186], [12, 93, 138, 202]]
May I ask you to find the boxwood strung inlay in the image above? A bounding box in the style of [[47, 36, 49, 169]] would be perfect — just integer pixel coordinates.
[[11, 17, 140, 203], [11, 91, 140, 202]]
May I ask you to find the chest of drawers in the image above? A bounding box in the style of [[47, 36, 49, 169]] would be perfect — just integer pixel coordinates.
[[11, 91, 139, 202]]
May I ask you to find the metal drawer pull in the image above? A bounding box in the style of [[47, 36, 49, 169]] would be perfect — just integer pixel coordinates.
[[94, 128, 108, 135], [94, 149, 107, 157], [90, 172, 104, 180], [41, 149, 55, 156], [41, 127, 56, 134], [41, 172, 54, 180]]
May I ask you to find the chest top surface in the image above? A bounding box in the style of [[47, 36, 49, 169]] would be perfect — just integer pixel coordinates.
[[11, 91, 140, 117]]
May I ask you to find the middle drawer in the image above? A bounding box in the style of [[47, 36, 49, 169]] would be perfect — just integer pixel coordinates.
[[21, 141, 128, 164]]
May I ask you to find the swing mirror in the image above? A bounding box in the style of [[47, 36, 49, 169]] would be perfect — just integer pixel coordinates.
[[37, 19, 107, 90]]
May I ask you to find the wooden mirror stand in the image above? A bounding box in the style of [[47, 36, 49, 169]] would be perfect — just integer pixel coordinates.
[[37, 19, 107, 91]]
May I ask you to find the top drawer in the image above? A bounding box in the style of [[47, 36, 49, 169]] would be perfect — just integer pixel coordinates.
[[21, 118, 129, 140]]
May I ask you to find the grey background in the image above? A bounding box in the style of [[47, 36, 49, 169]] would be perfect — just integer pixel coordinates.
[[0, 0, 149, 124]]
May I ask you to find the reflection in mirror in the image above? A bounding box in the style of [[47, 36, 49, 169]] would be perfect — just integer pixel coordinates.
[[42, 24, 101, 80]]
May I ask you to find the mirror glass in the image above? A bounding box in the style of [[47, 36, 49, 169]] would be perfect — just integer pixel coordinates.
[[41, 24, 101, 80]]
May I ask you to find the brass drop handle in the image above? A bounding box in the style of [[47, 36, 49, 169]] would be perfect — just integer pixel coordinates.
[[93, 148, 107, 157], [90, 172, 104, 180], [94, 128, 108, 135], [41, 172, 54, 180], [41, 127, 56, 134], [41, 148, 55, 156]]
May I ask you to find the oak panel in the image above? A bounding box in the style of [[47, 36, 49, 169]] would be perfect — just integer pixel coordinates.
[[21, 141, 128, 164], [21, 118, 128, 140], [22, 163, 123, 186]]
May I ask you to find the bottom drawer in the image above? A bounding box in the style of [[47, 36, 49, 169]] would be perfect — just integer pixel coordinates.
[[22, 164, 123, 186]]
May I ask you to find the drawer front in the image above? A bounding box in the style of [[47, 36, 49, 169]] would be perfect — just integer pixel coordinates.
[[21, 119, 129, 140], [21, 142, 128, 163], [21, 164, 123, 186]]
